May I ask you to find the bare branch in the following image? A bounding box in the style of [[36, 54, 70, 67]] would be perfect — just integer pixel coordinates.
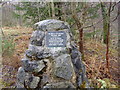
[[82, 19, 103, 29], [112, 13, 120, 22], [110, 2, 119, 12], [71, 18, 103, 30], [0, 1, 8, 6]]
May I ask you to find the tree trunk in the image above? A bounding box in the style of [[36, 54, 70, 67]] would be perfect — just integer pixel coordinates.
[[48, 2, 51, 18], [37, 2, 40, 21], [18, 2, 22, 26], [101, 2, 109, 44], [118, 1, 120, 84], [56, 2, 62, 20], [51, 0, 55, 19], [71, 2, 84, 56], [101, 2, 111, 72], [62, 3, 66, 21]]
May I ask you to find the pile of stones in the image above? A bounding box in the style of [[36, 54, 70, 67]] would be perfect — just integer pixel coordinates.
[[16, 19, 89, 89]]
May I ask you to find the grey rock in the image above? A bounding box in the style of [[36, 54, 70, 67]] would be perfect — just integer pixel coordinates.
[[40, 74, 50, 87], [17, 67, 26, 84], [29, 76, 40, 88], [30, 30, 45, 46], [16, 67, 26, 88], [71, 48, 79, 59], [42, 48, 52, 58], [43, 81, 75, 88], [16, 83, 25, 88], [25, 73, 40, 88], [33, 60, 45, 73], [26, 44, 45, 59], [25, 48, 37, 58], [26, 45, 52, 60], [21, 58, 34, 72], [70, 43, 83, 71], [28, 44, 43, 52], [70, 45, 89, 87], [36, 50, 44, 59], [34, 19, 70, 31], [53, 54, 74, 80], [22, 58, 45, 73], [47, 48, 68, 59], [37, 49, 51, 59]]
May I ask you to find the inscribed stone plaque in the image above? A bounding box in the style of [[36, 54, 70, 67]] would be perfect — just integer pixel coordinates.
[[46, 31, 66, 47]]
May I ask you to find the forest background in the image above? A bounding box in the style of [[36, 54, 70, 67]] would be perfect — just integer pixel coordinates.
[[0, 0, 120, 88]]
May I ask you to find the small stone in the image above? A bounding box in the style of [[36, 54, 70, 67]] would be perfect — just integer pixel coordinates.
[[25, 49, 37, 58], [30, 30, 45, 46], [16, 67, 26, 88], [22, 58, 45, 73], [36, 50, 44, 59], [21, 58, 34, 72], [40, 74, 50, 87], [43, 48, 51, 58], [16, 83, 25, 88], [37, 49, 51, 59], [17, 67, 26, 84], [43, 81, 75, 88], [25, 73, 40, 88], [71, 49, 79, 59], [33, 60, 45, 73], [29, 76, 40, 88]]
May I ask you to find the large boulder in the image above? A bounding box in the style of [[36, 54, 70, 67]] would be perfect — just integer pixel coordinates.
[[16, 19, 89, 89]]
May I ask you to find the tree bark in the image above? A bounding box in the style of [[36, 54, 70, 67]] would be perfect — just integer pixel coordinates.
[[51, 0, 55, 19], [56, 2, 62, 20], [101, 2, 111, 72], [37, 2, 40, 21], [48, 2, 51, 18], [118, 1, 120, 84], [62, 3, 66, 21], [106, 2, 111, 72], [101, 2, 108, 44], [71, 2, 84, 56]]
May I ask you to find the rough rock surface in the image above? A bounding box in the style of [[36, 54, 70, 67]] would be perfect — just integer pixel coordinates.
[[53, 54, 74, 80], [16, 19, 89, 89]]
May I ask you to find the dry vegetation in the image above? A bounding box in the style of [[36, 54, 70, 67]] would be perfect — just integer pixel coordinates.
[[1, 27, 119, 88], [84, 39, 119, 88], [2, 27, 32, 88]]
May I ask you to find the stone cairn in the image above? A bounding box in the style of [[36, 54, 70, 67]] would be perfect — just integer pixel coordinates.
[[16, 19, 89, 89]]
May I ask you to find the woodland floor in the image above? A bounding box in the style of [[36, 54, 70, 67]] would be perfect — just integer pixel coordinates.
[[1, 27, 120, 88]]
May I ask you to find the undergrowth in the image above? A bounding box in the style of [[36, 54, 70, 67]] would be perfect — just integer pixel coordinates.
[[84, 39, 119, 88], [2, 37, 15, 56]]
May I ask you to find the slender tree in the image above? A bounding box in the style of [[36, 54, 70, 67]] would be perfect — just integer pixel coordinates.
[[100, 2, 116, 72], [62, 3, 66, 21], [71, 2, 89, 59], [51, 0, 55, 19], [100, 2, 109, 44], [72, 14, 84, 56]]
